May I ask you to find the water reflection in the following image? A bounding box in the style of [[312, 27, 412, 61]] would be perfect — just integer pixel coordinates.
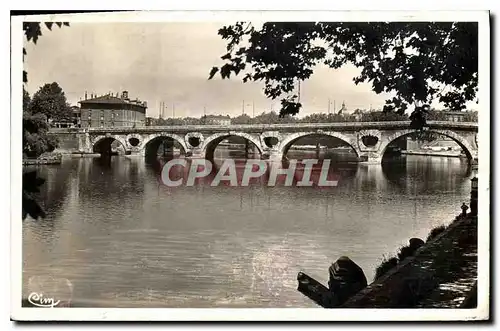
[[22, 150, 472, 307], [382, 156, 472, 194]]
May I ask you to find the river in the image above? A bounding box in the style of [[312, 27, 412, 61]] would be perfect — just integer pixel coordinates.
[[22, 150, 474, 307]]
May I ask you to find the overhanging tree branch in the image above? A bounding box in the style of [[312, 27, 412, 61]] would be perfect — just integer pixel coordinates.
[[209, 21, 478, 125]]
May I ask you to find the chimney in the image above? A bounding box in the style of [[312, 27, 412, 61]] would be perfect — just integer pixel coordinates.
[[85, 91, 88, 100], [121, 91, 129, 100]]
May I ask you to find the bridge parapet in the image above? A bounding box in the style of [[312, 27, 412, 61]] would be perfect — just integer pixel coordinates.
[[49, 121, 478, 135], [47, 121, 478, 163]]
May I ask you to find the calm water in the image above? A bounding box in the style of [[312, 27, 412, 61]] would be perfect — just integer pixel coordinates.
[[22, 150, 473, 307]]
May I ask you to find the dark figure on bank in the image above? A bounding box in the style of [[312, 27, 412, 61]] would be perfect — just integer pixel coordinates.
[[461, 203, 469, 217], [328, 256, 368, 305]]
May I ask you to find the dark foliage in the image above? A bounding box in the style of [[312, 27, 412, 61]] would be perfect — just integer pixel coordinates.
[[23, 89, 60, 158], [23, 22, 69, 83], [426, 224, 448, 242], [22, 22, 68, 221], [148, 110, 407, 126], [360, 111, 409, 122], [23, 114, 58, 158], [29, 82, 72, 122], [374, 238, 425, 281], [211, 22, 478, 127], [409, 105, 430, 129], [22, 171, 46, 220], [374, 256, 398, 280], [397, 245, 417, 262], [375, 222, 452, 281]]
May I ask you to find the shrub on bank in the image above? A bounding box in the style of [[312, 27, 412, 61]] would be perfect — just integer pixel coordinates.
[[426, 224, 448, 242], [374, 256, 398, 280], [373, 243, 417, 281], [397, 245, 416, 262], [374, 223, 451, 281]]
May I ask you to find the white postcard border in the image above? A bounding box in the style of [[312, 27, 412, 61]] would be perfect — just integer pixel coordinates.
[[10, 10, 490, 321]]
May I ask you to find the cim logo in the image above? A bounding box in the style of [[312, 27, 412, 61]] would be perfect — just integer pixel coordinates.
[[27, 292, 60, 308], [26, 276, 73, 308]]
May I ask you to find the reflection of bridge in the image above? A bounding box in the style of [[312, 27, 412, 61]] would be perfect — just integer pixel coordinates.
[[50, 121, 478, 164]]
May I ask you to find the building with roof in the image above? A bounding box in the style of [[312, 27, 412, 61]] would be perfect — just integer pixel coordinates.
[[49, 106, 82, 128], [71, 106, 81, 127], [78, 91, 147, 128], [337, 101, 347, 115]]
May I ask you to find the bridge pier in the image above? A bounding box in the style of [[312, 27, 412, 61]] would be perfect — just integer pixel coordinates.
[[78, 132, 92, 153], [127, 148, 142, 156], [359, 152, 382, 165], [162, 139, 175, 158], [185, 148, 204, 159], [264, 150, 284, 162]]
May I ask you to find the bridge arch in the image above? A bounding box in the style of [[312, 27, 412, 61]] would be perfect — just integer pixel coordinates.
[[380, 129, 476, 160], [278, 131, 360, 159], [92, 135, 128, 155], [141, 133, 188, 158], [201, 132, 264, 160]]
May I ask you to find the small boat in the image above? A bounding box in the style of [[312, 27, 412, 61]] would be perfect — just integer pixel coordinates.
[[297, 256, 367, 308], [297, 272, 338, 308]]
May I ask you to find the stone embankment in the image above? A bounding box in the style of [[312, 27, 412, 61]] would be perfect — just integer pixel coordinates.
[[22, 153, 62, 165], [342, 214, 478, 308], [402, 150, 465, 158]]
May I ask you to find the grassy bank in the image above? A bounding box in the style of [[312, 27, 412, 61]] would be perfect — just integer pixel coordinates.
[[374, 223, 449, 281]]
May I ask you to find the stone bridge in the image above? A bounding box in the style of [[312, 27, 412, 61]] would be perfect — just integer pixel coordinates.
[[49, 121, 478, 164]]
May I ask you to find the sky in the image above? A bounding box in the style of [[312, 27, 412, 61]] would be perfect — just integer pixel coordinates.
[[24, 22, 395, 119]]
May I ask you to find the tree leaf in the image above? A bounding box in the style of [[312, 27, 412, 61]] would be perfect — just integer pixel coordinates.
[[220, 53, 232, 60], [220, 64, 232, 79], [208, 66, 219, 80]]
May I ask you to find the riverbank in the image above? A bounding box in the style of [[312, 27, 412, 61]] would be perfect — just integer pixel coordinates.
[[342, 213, 478, 308], [23, 152, 105, 165], [402, 150, 465, 158], [22, 153, 62, 165]]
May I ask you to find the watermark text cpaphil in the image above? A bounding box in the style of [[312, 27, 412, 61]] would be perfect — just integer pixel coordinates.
[[159, 159, 340, 187]]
